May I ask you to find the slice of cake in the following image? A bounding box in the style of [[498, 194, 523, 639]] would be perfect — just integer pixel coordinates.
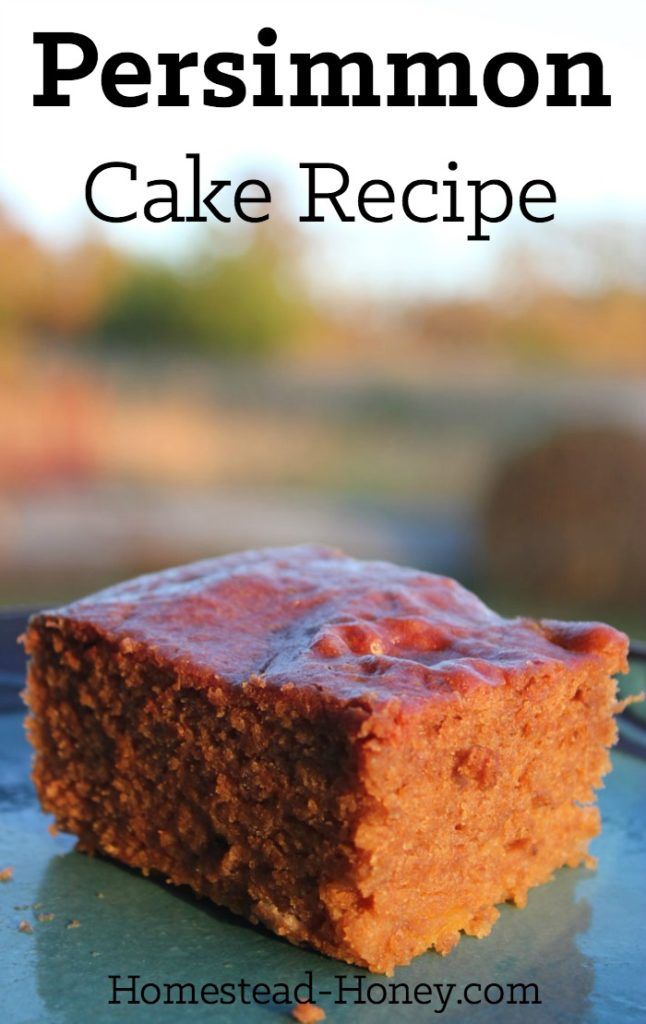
[[23, 545, 628, 973]]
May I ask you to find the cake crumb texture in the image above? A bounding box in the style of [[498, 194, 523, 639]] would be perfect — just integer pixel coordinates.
[[291, 1002, 326, 1023]]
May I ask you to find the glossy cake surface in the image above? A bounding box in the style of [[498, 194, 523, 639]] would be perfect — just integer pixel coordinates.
[[45, 543, 626, 701], [24, 545, 629, 972]]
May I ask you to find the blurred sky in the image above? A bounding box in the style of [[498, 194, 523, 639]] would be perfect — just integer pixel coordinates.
[[1, 0, 645, 296]]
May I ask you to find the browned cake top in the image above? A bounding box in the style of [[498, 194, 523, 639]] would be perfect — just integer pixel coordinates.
[[40, 545, 628, 705]]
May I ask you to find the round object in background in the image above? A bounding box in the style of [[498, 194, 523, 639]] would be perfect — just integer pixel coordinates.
[[483, 426, 646, 608]]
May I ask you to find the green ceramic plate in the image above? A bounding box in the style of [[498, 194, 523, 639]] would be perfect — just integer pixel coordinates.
[[2, 664, 645, 1024]]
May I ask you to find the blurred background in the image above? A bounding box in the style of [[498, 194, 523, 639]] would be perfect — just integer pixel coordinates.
[[1, 0, 645, 637]]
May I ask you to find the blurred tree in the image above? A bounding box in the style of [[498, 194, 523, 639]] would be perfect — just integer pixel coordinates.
[[0, 211, 122, 348], [94, 262, 192, 350], [96, 223, 309, 358], [0, 200, 644, 371], [185, 229, 307, 357], [33, 240, 123, 338], [400, 222, 646, 371]]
